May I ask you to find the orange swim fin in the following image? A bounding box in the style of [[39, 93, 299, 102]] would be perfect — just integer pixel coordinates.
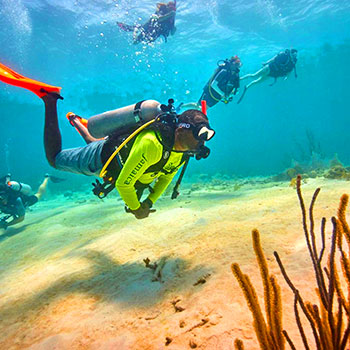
[[66, 112, 88, 128], [0, 62, 62, 98]]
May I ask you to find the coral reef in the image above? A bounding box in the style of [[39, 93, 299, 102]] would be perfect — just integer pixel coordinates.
[[273, 154, 350, 182], [324, 165, 350, 180], [232, 175, 350, 349]]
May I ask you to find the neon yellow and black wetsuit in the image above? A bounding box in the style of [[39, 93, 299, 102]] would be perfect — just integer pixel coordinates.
[[114, 129, 184, 210]]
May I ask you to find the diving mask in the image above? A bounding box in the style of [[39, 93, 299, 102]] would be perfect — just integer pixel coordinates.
[[177, 122, 216, 142]]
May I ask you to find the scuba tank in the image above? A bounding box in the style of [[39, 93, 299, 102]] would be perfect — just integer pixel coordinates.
[[87, 100, 162, 139], [7, 181, 32, 195]]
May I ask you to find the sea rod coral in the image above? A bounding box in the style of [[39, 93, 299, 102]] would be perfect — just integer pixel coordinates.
[[232, 175, 350, 350]]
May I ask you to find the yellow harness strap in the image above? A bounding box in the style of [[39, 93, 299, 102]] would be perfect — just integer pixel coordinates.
[[208, 76, 222, 102], [99, 119, 156, 178]]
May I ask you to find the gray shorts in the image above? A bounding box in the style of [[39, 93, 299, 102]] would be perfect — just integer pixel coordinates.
[[55, 140, 106, 176]]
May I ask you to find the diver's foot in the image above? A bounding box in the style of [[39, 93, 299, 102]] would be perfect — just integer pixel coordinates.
[[66, 112, 82, 126], [237, 86, 247, 104], [40, 88, 63, 100]]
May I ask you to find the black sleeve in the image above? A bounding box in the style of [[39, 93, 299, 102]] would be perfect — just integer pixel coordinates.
[[14, 197, 26, 218], [24, 195, 39, 207]]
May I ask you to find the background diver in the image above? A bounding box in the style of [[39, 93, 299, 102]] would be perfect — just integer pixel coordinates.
[[0, 174, 63, 230], [238, 48, 298, 104], [117, 1, 177, 44], [0, 62, 215, 220], [178, 56, 242, 111]]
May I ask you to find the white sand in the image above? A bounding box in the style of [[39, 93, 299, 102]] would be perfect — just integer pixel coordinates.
[[0, 177, 348, 349]]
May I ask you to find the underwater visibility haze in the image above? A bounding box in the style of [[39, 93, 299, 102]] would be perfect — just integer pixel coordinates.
[[1, 0, 350, 349], [0, 0, 350, 182]]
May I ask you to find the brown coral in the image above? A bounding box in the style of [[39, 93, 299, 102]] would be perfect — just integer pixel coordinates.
[[232, 175, 350, 349], [232, 229, 284, 350]]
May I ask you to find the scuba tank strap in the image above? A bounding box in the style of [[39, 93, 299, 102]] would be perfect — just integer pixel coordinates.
[[171, 155, 190, 199], [133, 100, 146, 122]]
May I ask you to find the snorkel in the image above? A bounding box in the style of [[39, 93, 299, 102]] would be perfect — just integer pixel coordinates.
[[201, 100, 207, 115]]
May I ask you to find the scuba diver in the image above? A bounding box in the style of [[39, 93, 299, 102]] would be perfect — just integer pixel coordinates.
[[178, 56, 242, 111], [238, 48, 298, 104], [117, 1, 177, 44], [0, 62, 215, 220], [0, 174, 62, 230]]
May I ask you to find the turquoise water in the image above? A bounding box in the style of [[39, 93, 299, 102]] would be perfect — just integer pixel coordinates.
[[0, 0, 350, 188]]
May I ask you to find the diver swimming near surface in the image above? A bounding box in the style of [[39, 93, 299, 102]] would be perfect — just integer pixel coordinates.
[[0, 173, 64, 230], [238, 48, 298, 104], [178, 56, 241, 111], [117, 1, 177, 44], [0, 62, 215, 220]]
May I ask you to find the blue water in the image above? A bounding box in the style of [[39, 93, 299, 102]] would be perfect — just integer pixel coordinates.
[[0, 0, 350, 188]]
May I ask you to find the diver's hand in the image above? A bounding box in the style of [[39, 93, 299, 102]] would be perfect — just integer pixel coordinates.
[[222, 96, 233, 104], [128, 200, 156, 220], [0, 220, 8, 230]]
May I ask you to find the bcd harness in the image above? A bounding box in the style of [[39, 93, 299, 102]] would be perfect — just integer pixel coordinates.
[[92, 100, 190, 199], [208, 59, 240, 103]]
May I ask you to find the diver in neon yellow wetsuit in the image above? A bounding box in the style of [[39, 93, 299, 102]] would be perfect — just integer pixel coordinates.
[[46, 95, 214, 220], [0, 62, 215, 220], [115, 129, 185, 209]]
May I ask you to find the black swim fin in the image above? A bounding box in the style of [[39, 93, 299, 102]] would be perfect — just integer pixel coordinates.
[[45, 174, 66, 183]]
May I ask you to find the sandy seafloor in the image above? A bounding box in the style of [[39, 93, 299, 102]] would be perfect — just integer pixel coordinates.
[[0, 177, 348, 350]]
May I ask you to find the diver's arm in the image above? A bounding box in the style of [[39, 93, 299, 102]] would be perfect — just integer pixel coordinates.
[[6, 197, 25, 227], [6, 214, 25, 227], [115, 133, 162, 210], [147, 170, 180, 204], [294, 66, 298, 78], [210, 80, 224, 96], [209, 71, 226, 97]]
